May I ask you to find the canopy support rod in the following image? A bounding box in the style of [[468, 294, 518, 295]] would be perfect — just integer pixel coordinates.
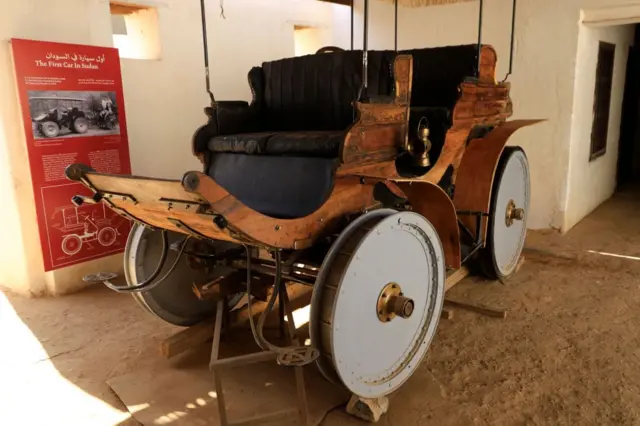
[[503, 0, 517, 81], [351, 0, 354, 50], [358, 0, 370, 101], [476, 0, 484, 78], [200, 0, 215, 105], [394, 0, 398, 51]]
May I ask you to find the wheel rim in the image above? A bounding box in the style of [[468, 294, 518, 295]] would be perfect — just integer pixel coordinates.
[[490, 148, 530, 277], [124, 224, 244, 326], [74, 118, 88, 133], [98, 227, 117, 246], [313, 211, 445, 398], [311, 209, 398, 384], [62, 235, 82, 255], [41, 122, 59, 137]]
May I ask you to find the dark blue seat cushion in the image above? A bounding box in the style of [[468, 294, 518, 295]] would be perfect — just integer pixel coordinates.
[[208, 153, 337, 219]]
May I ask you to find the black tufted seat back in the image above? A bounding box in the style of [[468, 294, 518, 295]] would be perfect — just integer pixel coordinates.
[[400, 44, 480, 110], [253, 50, 396, 132]]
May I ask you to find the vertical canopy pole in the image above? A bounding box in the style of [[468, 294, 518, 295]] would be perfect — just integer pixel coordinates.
[[358, 0, 370, 101], [394, 0, 398, 51], [504, 0, 517, 81], [351, 0, 354, 50], [200, 0, 215, 105], [476, 0, 484, 78]]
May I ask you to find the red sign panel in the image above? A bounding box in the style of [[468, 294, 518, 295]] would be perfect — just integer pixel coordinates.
[[11, 38, 132, 271]]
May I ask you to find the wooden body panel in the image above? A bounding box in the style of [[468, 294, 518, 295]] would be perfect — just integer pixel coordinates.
[[188, 172, 377, 249], [67, 45, 541, 274], [453, 120, 543, 240], [339, 55, 412, 169], [395, 181, 461, 269], [83, 171, 378, 250]]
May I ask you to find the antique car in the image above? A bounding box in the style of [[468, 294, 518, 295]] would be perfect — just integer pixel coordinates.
[[53, 204, 120, 256], [66, 0, 537, 421], [30, 96, 89, 138]]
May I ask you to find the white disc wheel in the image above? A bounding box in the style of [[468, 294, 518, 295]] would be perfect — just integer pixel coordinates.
[[310, 210, 445, 398], [480, 146, 530, 280], [124, 224, 244, 326]]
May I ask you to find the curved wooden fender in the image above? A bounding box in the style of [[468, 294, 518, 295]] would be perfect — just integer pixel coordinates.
[[393, 181, 461, 269], [453, 119, 544, 241], [183, 171, 377, 250]]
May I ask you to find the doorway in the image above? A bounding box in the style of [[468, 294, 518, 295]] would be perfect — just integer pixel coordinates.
[[617, 25, 640, 189]]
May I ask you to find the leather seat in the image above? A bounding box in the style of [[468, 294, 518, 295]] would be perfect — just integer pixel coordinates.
[[208, 130, 344, 158], [208, 153, 337, 219]]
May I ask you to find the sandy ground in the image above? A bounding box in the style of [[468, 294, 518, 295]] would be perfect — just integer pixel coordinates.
[[3, 189, 640, 425]]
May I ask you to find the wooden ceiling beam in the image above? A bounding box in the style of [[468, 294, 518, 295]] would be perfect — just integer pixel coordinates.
[[109, 1, 149, 15], [317, 0, 353, 7]]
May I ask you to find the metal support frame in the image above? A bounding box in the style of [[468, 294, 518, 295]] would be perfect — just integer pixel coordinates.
[[394, 0, 398, 51], [350, 0, 354, 50], [209, 288, 309, 426], [358, 0, 370, 102], [200, 0, 215, 105], [503, 0, 518, 81], [456, 210, 489, 264], [476, 0, 484, 78]]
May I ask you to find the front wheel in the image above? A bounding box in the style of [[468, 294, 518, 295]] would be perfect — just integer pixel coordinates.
[[97, 227, 117, 246], [72, 117, 89, 134], [478, 146, 530, 280], [310, 210, 445, 398]]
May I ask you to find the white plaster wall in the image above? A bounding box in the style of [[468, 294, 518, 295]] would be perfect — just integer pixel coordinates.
[[0, 0, 342, 296], [564, 24, 634, 230], [356, 0, 640, 231]]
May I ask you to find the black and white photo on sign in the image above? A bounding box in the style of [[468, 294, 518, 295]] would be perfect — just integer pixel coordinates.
[[27, 90, 120, 140]]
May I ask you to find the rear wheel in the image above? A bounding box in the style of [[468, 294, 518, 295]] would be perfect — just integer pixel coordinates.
[[62, 234, 83, 256], [478, 146, 530, 280], [124, 224, 244, 326], [39, 121, 60, 138]]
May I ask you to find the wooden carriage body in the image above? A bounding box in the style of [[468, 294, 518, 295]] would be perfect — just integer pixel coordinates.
[[68, 43, 538, 271]]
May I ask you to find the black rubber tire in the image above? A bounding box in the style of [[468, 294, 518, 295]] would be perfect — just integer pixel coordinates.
[[72, 117, 89, 134], [39, 121, 60, 138]]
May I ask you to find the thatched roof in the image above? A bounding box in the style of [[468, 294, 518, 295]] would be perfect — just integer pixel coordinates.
[[377, 0, 477, 7]]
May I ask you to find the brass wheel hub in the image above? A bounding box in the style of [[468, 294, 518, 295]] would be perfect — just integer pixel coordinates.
[[505, 199, 525, 227], [376, 282, 415, 322]]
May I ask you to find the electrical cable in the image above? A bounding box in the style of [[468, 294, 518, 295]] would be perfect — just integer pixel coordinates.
[[102, 234, 191, 294], [243, 249, 318, 366], [244, 245, 268, 351]]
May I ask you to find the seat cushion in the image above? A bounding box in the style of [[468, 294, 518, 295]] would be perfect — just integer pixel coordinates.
[[208, 153, 337, 219], [208, 131, 343, 158]]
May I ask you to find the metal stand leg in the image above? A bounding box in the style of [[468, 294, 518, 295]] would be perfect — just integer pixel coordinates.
[[279, 290, 286, 339], [280, 285, 309, 426], [210, 299, 229, 426], [209, 286, 310, 426]]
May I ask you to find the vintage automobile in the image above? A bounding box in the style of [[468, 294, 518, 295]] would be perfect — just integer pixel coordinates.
[[30, 97, 90, 138], [66, 0, 538, 421], [53, 204, 120, 256]]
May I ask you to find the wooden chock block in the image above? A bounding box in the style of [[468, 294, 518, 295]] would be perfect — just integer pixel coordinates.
[[346, 394, 389, 423], [441, 308, 454, 320]]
